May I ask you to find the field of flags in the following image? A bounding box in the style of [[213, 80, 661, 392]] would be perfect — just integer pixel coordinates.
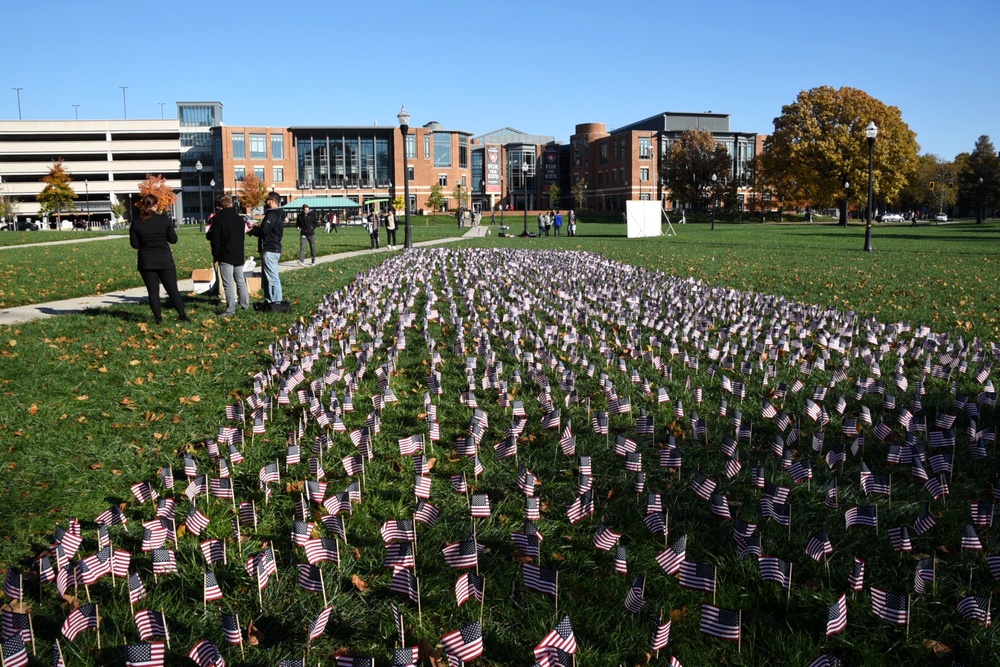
[[2, 246, 999, 666]]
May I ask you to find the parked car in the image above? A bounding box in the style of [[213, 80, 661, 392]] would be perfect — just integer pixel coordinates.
[[879, 213, 903, 223], [934, 213, 948, 222]]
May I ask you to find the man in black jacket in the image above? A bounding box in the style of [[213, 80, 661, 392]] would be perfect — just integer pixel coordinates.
[[248, 192, 284, 304], [207, 195, 249, 315], [296, 204, 317, 265]]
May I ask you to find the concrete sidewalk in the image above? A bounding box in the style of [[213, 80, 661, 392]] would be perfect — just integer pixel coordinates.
[[0, 225, 492, 326]]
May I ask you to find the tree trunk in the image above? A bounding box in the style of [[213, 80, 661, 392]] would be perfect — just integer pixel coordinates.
[[840, 198, 849, 227]]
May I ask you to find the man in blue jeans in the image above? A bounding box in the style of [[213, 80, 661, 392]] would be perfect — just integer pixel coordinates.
[[248, 191, 284, 304]]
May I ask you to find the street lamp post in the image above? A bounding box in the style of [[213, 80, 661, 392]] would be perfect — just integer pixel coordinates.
[[977, 177, 984, 223], [12, 88, 22, 120], [119, 86, 128, 119], [397, 105, 412, 249], [196, 160, 205, 232], [843, 180, 850, 226], [864, 121, 877, 252], [711, 173, 718, 230], [85, 179, 90, 229], [522, 161, 530, 236]]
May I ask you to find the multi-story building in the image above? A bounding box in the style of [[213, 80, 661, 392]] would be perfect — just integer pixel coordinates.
[[570, 112, 761, 212], [470, 128, 559, 215], [177, 101, 222, 223], [0, 119, 182, 226], [212, 120, 474, 218]]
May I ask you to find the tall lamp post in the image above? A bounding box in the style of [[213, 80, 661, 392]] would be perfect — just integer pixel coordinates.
[[397, 105, 412, 249], [977, 177, 984, 223], [843, 180, 850, 226], [710, 173, 718, 230], [196, 160, 205, 232], [85, 179, 90, 229], [864, 121, 877, 252], [522, 161, 530, 236]]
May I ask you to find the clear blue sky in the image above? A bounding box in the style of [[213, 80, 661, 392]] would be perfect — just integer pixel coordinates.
[[3, 0, 996, 160]]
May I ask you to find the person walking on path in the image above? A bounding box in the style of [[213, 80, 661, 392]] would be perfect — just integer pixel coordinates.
[[553, 211, 563, 237], [296, 204, 317, 265], [385, 209, 397, 249], [129, 193, 188, 324], [207, 195, 250, 316], [248, 191, 284, 305]]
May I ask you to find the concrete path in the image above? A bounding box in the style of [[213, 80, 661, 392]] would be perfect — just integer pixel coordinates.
[[0, 234, 124, 250], [0, 225, 492, 326]]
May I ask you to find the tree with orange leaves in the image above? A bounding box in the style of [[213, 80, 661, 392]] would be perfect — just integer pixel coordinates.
[[38, 159, 77, 219], [137, 174, 177, 214], [238, 173, 268, 214]]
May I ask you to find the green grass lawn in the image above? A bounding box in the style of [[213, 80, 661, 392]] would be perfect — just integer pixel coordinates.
[[1, 222, 998, 666]]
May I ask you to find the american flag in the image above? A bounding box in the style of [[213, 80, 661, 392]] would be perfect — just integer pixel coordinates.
[[291, 521, 314, 547], [594, 522, 622, 551], [335, 658, 374, 667], [699, 603, 741, 641], [185, 508, 210, 536], [188, 640, 225, 667], [390, 565, 419, 603], [381, 519, 415, 544], [758, 556, 791, 589], [305, 538, 340, 565], [2, 569, 23, 601], [535, 614, 577, 656], [61, 603, 98, 641], [95, 504, 127, 528], [524, 563, 558, 597], [710, 492, 731, 519], [825, 594, 848, 636], [566, 490, 595, 524], [131, 481, 158, 504], [398, 434, 424, 456], [962, 524, 984, 551], [455, 572, 484, 606], [392, 647, 420, 667], [203, 571, 223, 601], [297, 563, 324, 593], [415, 500, 440, 527], [656, 535, 687, 575], [913, 557, 935, 594], [135, 610, 167, 642], [624, 576, 646, 613], [152, 548, 177, 575], [220, 613, 242, 645], [342, 454, 364, 477], [691, 470, 716, 501], [308, 606, 333, 642], [592, 411, 609, 435], [0, 635, 28, 667], [871, 587, 909, 625], [440, 621, 483, 663], [613, 543, 628, 574], [124, 643, 165, 667], [494, 436, 517, 460], [679, 561, 717, 593], [414, 475, 432, 499], [845, 505, 878, 529], [1, 609, 31, 645], [805, 530, 833, 561], [512, 522, 542, 557], [517, 467, 538, 496], [956, 596, 992, 625], [470, 493, 491, 518], [140, 522, 167, 553], [650, 617, 671, 651], [259, 461, 280, 485], [442, 540, 479, 570], [128, 572, 148, 605], [559, 426, 575, 456], [526, 496, 541, 521], [200, 538, 226, 564]]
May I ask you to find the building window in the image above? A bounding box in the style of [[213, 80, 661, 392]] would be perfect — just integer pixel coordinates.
[[254, 166, 265, 181], [459, 134, 468, 169], [612, 170, 618, 183], [271, 134, 284, 159], [640, 167, 649, 182], [273, 166, 284, 183], [407, 166, 414, 181], [433, 133, 452, 168], [235, 167, 245, 181], [639, 137, 651, 159], [439, 174, 448, 187], [619, 139, 626, 162], [250, 133, 267, 160], [232, 133, 246, 159], [424, 135, 430, 159], [405, 134, 416, 159], [600, 144, 608, 164]]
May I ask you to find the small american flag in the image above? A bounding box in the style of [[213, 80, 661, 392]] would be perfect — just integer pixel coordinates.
[[128, 572, 148, 605], [390, 565, 419, 602], [650, 617, 670, 651], [61, 603, 98, 641], [308, 606, 333, 642], [439, 621, 483, 663], [524, 563, 558, 597], [805, 530, 833, 561], [1, 636, 28, 667], [871, 587, 909, 625], [679, 561, 716, 593], [151, 549, 177, 575], [203, 571, 223, 601], [124, 642, 165, 667], [758, 557, 791, 589], [825, 594, 848, 636], [134, 609, 166, 641], [220, 613, 242, 645], [699, 603, 740, 640], [188, 640, 225, 667], [455, 572, 484, 607], [624, 576, 646, 613], [305, 538, 340, 565], [956, 596, 992, 625], [415, 499, 440, 526], [442, 540, 479, 570], [656, 535, 687, 574]]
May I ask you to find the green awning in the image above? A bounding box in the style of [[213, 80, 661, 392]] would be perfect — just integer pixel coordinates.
[[285, 196, 360, 209]]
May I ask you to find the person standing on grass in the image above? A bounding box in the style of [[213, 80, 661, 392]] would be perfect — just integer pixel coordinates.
[[205, 199, 227, 311], [553, 210, 563, 236], [248, 191, 284, 305], [296, 204, 317, 265], [207, 195, 249, 316], [385, 208, 397, 249], [130, 193, 188, 324], [568, 209, 576, 236], [367, 211, 380, 249]]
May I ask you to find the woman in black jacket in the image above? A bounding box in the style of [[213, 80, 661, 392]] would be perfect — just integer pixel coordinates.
[[129, 193, 188, 324]]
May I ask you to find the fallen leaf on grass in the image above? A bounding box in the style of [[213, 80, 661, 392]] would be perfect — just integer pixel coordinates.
[[76, 395, 89, 401], [28, 404, 39, 415], [98, 366, 108, 373], [89, 463, 103, 470], [922, 639, 953, 657], [351, 574, 368, 591], [247, 619, 263, 646]]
